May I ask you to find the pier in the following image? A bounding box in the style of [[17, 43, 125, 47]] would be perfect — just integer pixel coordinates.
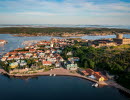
[[106, 80, 130, 95]]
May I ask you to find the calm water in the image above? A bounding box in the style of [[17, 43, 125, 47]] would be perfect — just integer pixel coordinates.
[[0, 75, 129, 100], [0, 34, 130, 100], [0, 34, 130, 52], [0, 24, 130, 29]]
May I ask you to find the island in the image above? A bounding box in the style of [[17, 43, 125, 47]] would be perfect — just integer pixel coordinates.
[[0, 27, 130, 37], [0, 34, 130, 95], [0, 40, 7, 45]]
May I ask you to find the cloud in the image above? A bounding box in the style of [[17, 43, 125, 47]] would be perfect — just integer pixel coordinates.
[[17, 12, 57, 16], [0, 0, 130, 24], [0, 0, 130, 15]]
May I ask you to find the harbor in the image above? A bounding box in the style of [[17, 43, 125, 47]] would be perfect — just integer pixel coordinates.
[[0, 67, 130, 95]]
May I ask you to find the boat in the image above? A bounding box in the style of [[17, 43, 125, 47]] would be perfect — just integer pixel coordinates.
[[92, 83, 98, 87], [53, 74, 56, 76], [50, 74, 52, 76]]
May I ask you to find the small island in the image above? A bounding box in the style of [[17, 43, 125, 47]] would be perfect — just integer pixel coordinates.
[[0, 40, 7, 45]]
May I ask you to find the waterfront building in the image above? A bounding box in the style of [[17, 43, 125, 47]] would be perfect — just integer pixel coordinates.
[[94, 72, 105, 82], [65, 61, 78, 70], [55, 62, 61, 68]]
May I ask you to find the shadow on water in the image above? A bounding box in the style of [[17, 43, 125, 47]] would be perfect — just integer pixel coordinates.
[[118, 89, 130, 99], [0, 73, 39, 81]]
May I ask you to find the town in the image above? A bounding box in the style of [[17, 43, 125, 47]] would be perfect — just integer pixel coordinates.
[[0, 37, 109, 83], [0, 34, 130, 92]]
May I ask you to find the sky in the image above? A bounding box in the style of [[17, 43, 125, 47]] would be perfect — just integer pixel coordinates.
[[0, 0, 130, 25]]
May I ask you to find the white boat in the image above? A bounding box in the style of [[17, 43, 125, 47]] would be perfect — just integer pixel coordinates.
[[50, 74, 52, 76], [53, 74, 56, 76], [92, 83, 98, 87]]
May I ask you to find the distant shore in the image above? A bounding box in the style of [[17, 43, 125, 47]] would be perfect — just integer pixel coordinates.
[[0, 27, 130, 37]]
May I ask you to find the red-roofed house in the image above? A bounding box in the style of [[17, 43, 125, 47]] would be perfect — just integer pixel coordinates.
[[29, 49, 36, 52], [85, 68, 95, 75], [94, 72, 107, 81], [1, 57, 7, 61], [42, 61, 52, 66]]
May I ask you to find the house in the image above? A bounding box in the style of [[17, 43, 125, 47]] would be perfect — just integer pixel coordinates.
[[68, 57, 80, 62], [55, 62, 61, 68], [85, 68, 95, 75], [67, 52, 73, 55], [29, 49, 36, 52], [45, 46, 51, 48], [3, 54, 9, 57], [7, 57, 14, 60], [81, 70, 89, 76], [20, 60, 27, 66], [9, 62, 19, 69], [73, 57, 80, 61], [26, 53, 33, 56], [25, 56, 30, 59], [14, 56, 20, 60], [65, 61, 78, 70], [42, 61, 52, 66], [1, 57, 7, 61], [8, 51, 18, 55], [20, 56, 24, 59], [78, 68, 95, 76], [57, 50, 62, 54], [94, 72, 105, 82], [45, 50, 51, 53]]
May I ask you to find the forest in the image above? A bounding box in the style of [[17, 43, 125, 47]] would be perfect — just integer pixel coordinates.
[[61, 45, 130, 89]]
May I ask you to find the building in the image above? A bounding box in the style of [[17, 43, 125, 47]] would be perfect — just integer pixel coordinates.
[[113, 34, 130, 44], [9, 62, 19, 69], [55, 62, 61, 68], [94, 72, 105, 82], [84, 68, 95, 75], [1, 57, 6, 61], [42, 61, 52, 66], [65, 61, 78, 70]]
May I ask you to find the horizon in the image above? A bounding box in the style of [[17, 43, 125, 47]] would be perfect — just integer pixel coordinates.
[[0, 0, 130, 25]]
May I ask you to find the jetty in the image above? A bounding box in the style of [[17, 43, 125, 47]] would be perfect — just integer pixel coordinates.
[[106, 80, 130, 95]]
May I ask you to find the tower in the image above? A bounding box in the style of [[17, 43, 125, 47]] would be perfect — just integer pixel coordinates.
[[116, 34, 123, 39]]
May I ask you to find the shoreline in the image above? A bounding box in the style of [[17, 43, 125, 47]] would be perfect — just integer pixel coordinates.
[[1, 68, 130, 95]]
